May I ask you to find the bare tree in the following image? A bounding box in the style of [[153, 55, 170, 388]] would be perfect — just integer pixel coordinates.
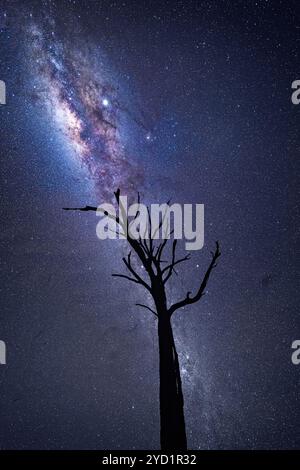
[[64, 189, 221, 450]]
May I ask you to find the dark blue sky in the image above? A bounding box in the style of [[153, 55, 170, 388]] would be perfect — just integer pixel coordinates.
[[0, 0, 299, 449]]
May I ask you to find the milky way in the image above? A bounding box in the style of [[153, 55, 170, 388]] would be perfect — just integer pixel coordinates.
[[1, 0, 299, 451], [26, 21, 143, 201]]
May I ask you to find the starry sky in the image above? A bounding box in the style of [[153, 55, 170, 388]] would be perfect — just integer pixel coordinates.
[[0, 0, 299, 450]]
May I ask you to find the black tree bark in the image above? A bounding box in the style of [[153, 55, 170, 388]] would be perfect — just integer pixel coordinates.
[[158, 313, 187, 450]]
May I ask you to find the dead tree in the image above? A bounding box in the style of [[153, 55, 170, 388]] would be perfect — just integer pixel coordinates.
[[64, 189, 221, 450]]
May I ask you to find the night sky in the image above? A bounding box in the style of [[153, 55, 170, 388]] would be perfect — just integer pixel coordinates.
[[0, 0, 299, 450]]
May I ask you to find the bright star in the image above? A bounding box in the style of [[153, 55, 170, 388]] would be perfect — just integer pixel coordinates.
[[102, 98, 109, 107]]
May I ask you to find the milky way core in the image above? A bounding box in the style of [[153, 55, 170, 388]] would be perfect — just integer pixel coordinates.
[[26, 22, 143, 201]]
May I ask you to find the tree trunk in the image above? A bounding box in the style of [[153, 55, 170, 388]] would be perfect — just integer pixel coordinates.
[[157, 314, 187, 450]]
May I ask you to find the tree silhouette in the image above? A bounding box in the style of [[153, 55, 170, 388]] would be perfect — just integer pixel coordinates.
[[64, 189, 221, 450]]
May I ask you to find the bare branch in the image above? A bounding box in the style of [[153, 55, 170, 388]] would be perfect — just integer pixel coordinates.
[[163, 255, 191, 274], [63, 206, 97, 211], [133, 192, 141, 220], [112, 273, 143, 285], [168, 242, 221, 316], [122, 252, 151, 292], [151, 199, 171, 240], [135, 303, 158, 317], [163, 251, 191, 283], [64, 192, 221, 321], [63, 205, 120, 225], [113, 190, 154, 277], [161, 239, 177, 283]]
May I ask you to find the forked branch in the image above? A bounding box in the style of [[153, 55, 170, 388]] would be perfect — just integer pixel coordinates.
[[168, 241, 221, 316], [63, 191, 221, 319]]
